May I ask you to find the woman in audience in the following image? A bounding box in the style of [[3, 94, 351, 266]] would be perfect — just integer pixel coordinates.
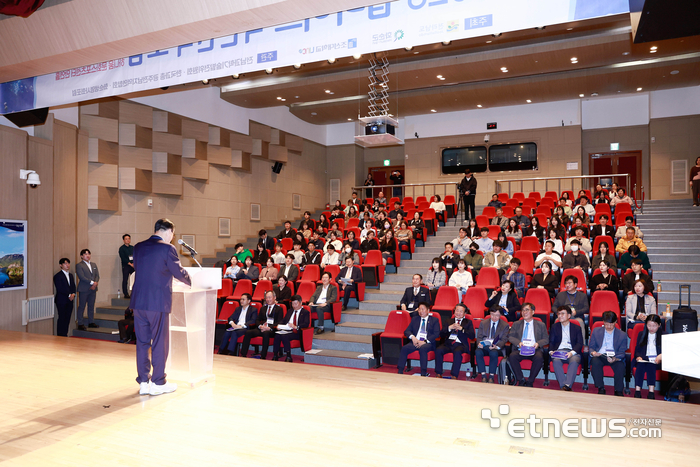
[[465, 218, 480, 240], [372, 200, 381, 213], [360, 220, 375, 241], [294, 232, 307, 250], [593, 184, 606, 200], [252, 241, 269, 266], [364, 173, 374, 198], [561, 191, 573, 208], [524, 215, 545, 241], [626, 279, 657, 328], [529, 261, 558, 298], [610, 187, 633, 208], [573, 206, 590, 227], [448, 259, 473, 302], [409, 211, 424, 239], [634, 314, 663, 399], [392, 212, 404, 230], [270, 243, 286, 264], [334, 200, 343, 210], [545, 228, 564, 255], [347, 205, 359, 219], [395, 220, 413, 250], [548, 217, 566, 241], [223, 262, 241, 280], [377, 218, 393, 242], [591, 241, 617, 270], [553, 206, 571, 228], [318, 213, 330, 230], [300, 222, 313, 240], [485, 280, 521, 322], [236, 256, 260, 283], [329, 222, 342, 237], [574, 190, 588, 206], [260, 257, 279, 282], [594, 191, 609, 205], [497, 231, 515, 256], [345, 230, 360, 251], [609, 183, 620, 200], [376, 191, 387, 205], [505, 219, 522, 244], [273, 276, 292, 310], [429, 195, 447, 224], [380, 229, 398, 266], [360, 230, 380, 259], [339, 242, 360, 265], [324, 231, 343, 253], [330, 206, 345, 222], [590, 260, 619, 296], [425, 258, 446, 304]]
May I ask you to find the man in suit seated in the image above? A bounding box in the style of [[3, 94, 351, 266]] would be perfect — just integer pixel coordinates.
[[590, 214, 615, 240], [310, 272, 338, 335], [279, 254, 300, 281], [336, 256, 363, 313], [259, 229, 275, 250], [507, 302, 549, 387], [218, 293, 258, 356], [53, 257, 76, 337], [434, 304, 475, 379], [240, 291, 283, 359], [276, 221, 296, 240], [589, 311, 627, 396], [396, 302, 441, 377], [621, 258, 653, 295], [475, 306, 510, 383], [399, 274, 431, 315], [272, 295, 310, 362], [549, 305, 583, 391]]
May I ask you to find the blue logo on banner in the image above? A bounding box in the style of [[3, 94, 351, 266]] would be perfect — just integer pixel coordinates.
[[348, 38, 358, 49], [464, 14, 493, 30], [257, 51, 278, 63]]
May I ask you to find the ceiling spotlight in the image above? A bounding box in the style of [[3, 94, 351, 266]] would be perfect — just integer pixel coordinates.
[[281, 98, 286, 101], [352, 53, 362, 59], [325, 89, 331, 93], [413, 51, 419, 54], [492, 33, 502, 37], [404, 46, 413, 51], [526, 99, 532, 103], [571, 60, 578, 64], [311, 112, 317, 116], [650, 46, 658, 51], [328, 58, 336, 63], [277, 97, 283, 100], [442, 40, 451, 45], [670, 70, 680, 75], [348, 118, 352, 121], [477, 104, 482, 108], [202, 79, 209, 84], [232, 74, 240, 79], [486, 40, 492, 43], [501, 68, 508, 73], [436, 75, 442, 78], [265, 68, 273, 74], [293, 64, 302, 69], [622, 52, 630, 56], [591, 92, 599, 97], [566, 27, 573, 31], [535, 26, 546, 30], [430, 109, 437, 113], [570, 57, 577, 61], [637, 87, 643, 91], [579, 94, 584, 98]]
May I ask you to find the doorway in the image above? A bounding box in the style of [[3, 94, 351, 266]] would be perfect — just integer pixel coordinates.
[[589, 151, 641, 195], [366, 165, 404, 199]]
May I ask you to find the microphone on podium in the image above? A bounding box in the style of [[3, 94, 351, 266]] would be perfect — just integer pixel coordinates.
[[177, 239, 199, 256]]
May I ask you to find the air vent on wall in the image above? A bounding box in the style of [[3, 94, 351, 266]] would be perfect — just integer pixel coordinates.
[[671, 160, 688, 194]]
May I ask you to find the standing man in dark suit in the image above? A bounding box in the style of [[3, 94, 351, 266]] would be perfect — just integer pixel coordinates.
[[259, 229, 275, 251], [549, 305, 584, 391], [218, 293, 258, 356], [75, 248, 99, 331], [240, 290, 283, 359], [400, 274, 432, 315], [119, 234, 134, 298], [53, 257, 76, 337], [434, 304, 475, 379], [459, 169, 477, 221], [397, 302, 440, 376], [311, 272, 338, 334], [130, 218, 191, 396], [336, 256, 363, 312], [272, 295, 311, 362], [507, 302, 549, 387]]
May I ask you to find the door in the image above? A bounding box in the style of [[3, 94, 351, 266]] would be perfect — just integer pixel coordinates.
[[589, 151, 641, 195], [368, 166, 404, 199]]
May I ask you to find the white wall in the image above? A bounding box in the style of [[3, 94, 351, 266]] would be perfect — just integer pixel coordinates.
[[650, 85, 700, 119], [581, 94, 650, 130]]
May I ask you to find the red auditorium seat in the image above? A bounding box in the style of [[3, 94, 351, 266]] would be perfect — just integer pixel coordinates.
[[431, 286, 459, 322], [229, 279, 253, 301], [589, 291, 621, 328], [591, 235, 614, 254], [299, 264, 320, 283], [512, 193, 525, 203], [296, 280, 316, 304], [476, 268, 500, 291], [528, 192, 542, 201], [482, 206, 496, 218], [217, 300, 238, 324], [362, 250, 385, 285], [559, 269, 587, 292], [524, 288, 552, 330], [251, 279, 273, 305], [463, 286, 488, 318], [513, 250, 535, 275], [497, 193, 509, 203], [520, 236, 541, 255], [475, 215, 490, 228], [380, 310, 412, 366]]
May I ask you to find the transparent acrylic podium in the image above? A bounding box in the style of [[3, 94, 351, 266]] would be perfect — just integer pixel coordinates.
[[166, 267, 222, 386]]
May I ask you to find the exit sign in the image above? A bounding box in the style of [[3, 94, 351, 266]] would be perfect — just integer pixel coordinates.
[[383, 159, 390, 166], [487, 122, 497, 130], [610, 142, 620, 150]]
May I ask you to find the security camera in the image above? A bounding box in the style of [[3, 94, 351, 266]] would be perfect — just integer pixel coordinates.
[[20, 169, 41, 188], [484, 134, 490, 143]]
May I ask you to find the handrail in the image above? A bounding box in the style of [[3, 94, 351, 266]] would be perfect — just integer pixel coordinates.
[[495, 173, 630, 197], [632, 183, 645, 214], [350, 182, 458, 201]]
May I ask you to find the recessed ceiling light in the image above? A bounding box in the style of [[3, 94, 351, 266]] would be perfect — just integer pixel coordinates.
[[670, 70, 679, 74], [571, 60, 578, 64], [501, 68, 508, 73], [650, 46, 658, 51], [348, 118, 352, 121], [202, 79, 209, 84], [566, 27, 573, 31], [352, 53, 362, 59], [570, 57, 577, 61], [328, 58, 336, 63], [232, 74, 240, 79], [637, 87, 643, 91], [311, 112, 317, 116], [579, 94, 584, 98], [325, 90, 331, 93], [295, 96, 299, 98], [486, 40, 492, 44], [526, 99, 532, 103], [413, 51, 419, 54], [281, 98, 286, 102], [436, 75, 442, 78], [622, 52, 630, 55], [404, 46, 413, 51], [442, 40, 451, 45], [430, 109, 437, 113], [265, 68, 273, 74], [477, 104, 482, 108], [293, 64, 302, 69], [277, 97, 283, 100], [591, 92, 598, 97]]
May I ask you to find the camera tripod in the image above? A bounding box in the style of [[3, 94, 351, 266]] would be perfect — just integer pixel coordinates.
[[454, 189, 466, 226]]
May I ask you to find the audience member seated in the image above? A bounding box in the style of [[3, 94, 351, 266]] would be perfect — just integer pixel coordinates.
[[338, 243, 360, 265], [558, 198, 573, 217], [485, 280, 521, 322], [273, 276, 293, 310], [434, 304, 475, 379], [552, 275, 589, 328], [408, 212, 424, 238], [380, 230, 398, 266], [511, 206, 531, 229], [593, 184, 606, 200], [562, 240, 590, 270], [544, 228, 564, 256], [260, 258, 279, 282], [589, 311, 627, 396], [346, 205, 359, 220], [634, 315, 663, 399], [321, 245, 340, 268], [429, 195, 447, 224], [280, 254, 300, 281], [271, 295, 310, 362], [491, 207, 509, 229], [574, 195, 595, 217], [530, 261, 558, 298], [487, 193, 504, 208], [568, 217, 590, 239], [324, 232, 343, 253], [387, 201, 405, 220], [474, 227, 494, 253], [591, 241, 617, 270], [497, 231, 515, 256], [565, 228, 592, 253], [610, 188, 633, 207], [548, 216, 567, 241], [475, 306, 510, 383], [299, 222, 313, 240], [609, 183, 620, 201], [572, 206, 591, 228], [452, 227, 474, 256], [375, 191, 387, 205], [549, 305, 583, 391], [465, 219, 480, 240], [218, 293, 257, 356], [483, 241, 511, 273], [329, 206, 345, 222], [302, 243, 322, 268], [252, 242, 269, 266], [240, 291, 283, 359], [507, 302, 549, 387], [594, 190, 609, 206], [535, 240, 563, 273], [400, 274, 432, 314], [376, 218, 394, 242], [463, 243, 484, 275], [360, 220, 375, 241], [360, 230, 380, 259], [591, 214, 615, 240], [448, 260, 474, 302], [391, 212, 405, 230], [336, 257, 362, 312], [561, 192, 573, 208], [524, 216, 546, 242], [574, 190, 588, 206], [343, 230, 359, 251], [294, 232, 308, 249], [590, 260, 619, 296], [259, 229, 275, 250], [440, 242, 460, 277], [505, 219, 523, 244], [235, 256, 260, 282], [622, 259, 653, 295], [298, 211, 316, 231], [625, 279, 658, 328], [615, 216, 644, 239], [317, 214, 330, 230], [276, 221, 296, 240], [229, 243, 252, 266], [223, 262, 241, 280], [271, 244, 286, 264], [290, 242, 304, 265], [425, 258, 446, 303], [310, 272, 338, 334], [615, 226, 647, 253], [617, 245, 651, 271], [503, 258, 526, 298], [395, 221, 413, 250], [396, 302, 441, 377]]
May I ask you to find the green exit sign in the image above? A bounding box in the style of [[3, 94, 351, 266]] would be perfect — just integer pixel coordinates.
[[610, 142, 619, 150], [383, 159, 390, 166]]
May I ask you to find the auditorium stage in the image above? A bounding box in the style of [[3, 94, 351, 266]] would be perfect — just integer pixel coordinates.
[[0, 330, 697, 466]]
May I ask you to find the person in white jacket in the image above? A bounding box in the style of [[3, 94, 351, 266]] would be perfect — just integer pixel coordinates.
[[449, 259, 474, 302]]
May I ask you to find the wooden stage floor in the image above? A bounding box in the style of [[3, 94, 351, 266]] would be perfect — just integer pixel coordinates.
[[1, 330, 698, 466]]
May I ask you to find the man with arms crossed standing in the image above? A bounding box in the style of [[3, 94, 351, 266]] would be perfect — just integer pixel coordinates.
[[130, 219, 191, 396]]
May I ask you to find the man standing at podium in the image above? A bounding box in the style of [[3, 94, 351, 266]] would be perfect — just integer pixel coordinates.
[[130, 218, 191, 396]]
